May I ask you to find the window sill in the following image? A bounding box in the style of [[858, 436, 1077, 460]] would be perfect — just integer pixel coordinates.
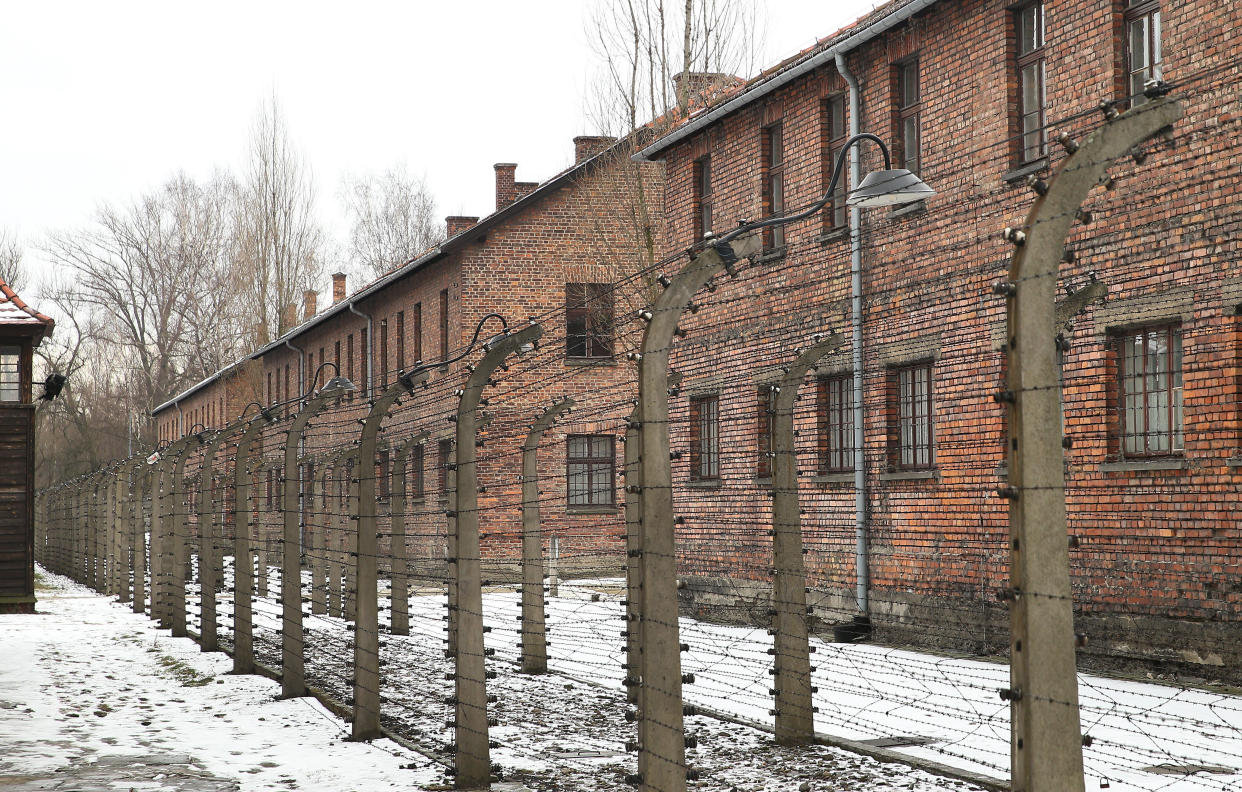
[[816, 227, 850, 245], [1100, 458, 1186, 473], [1002, 157, 1049, 185], [887, 200, 927, 220], [566, 505, 619, 516], [754, 247, 788, 266], [685, 479, 723, 489], [565, 356, 617, 367], [879, 469, 939, 482], [811, 472, 855, 484]]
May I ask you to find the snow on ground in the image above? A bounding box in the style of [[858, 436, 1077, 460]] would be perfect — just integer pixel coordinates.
[[0, 568, 444, 792]]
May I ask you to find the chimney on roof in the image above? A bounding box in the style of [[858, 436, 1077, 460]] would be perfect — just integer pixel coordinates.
[[303, 289, 317, 321], [494, 163, 517, 210], [446, 216, 480, 238], [281, 303, 298, 331], [332, 272, 347, 304], [514, 181, 539, 201], [574, 135, 616, 163]]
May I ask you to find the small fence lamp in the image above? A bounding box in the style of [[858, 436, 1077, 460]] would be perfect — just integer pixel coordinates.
[[304, 361, 356, 401]]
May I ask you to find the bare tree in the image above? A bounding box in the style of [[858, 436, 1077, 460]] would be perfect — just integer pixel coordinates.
[[342, 165, 444, 280], [41, 172, 242, 448], [235, 95, 328, 342], [0, 229, 24, 292]]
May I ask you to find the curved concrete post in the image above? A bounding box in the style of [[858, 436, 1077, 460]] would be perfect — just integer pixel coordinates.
[[199, 427, 237, 652], [520, 397, 574, 674], [89, 472, 106, 591], [1003, 96, 1182, 792], [234, 413, 274, 675], [770, 333, 845, 744], [133, 466, 151, 614], [151, 437, 194, 632], [623, 403, 642, 704], [636, 234, 760, 792], [353, 369, 429, 738], [453, 322, 543, 789], [283, 388, 351, 699], [106, 465, 121, 597], [390, 430, 430, 636]]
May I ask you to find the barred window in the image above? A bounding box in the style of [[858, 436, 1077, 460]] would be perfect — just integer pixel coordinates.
[[438, 439, 453, 498], [756, 386, 777, 479], [1118, 325, 1182, 456], [894, 362, 934, 470], [567, 434, 615, 507], [896, 59, 921, 175], [818, 373, 855, 473], [823, 95, 849, 231], [410, 443, 425, 499], [689, 394, 720, 481]]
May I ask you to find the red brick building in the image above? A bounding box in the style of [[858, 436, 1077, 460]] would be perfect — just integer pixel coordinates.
[[154, 135, 662, 578], [638, 0, 1241, 677]]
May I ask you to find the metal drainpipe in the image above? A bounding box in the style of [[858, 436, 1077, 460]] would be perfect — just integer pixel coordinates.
[[175, 401, 184, 440], [348, 302, 373, 397], [836, 51, 869, 620]]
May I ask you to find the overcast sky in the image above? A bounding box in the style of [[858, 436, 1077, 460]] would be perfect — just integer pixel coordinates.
[[1, 0, 880, 292]]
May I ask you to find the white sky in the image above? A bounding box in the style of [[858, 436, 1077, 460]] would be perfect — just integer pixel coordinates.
[[1, 0, 881, 292]]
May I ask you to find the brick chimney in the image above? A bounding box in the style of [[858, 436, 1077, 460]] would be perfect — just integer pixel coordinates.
[[281, 303, 298, 331], [573, 135, 616, 163], [303, 289, 317, 321], [514, 181, 539, 201], [494, 163, 517, 210], [332, 272, 347, 304], [446, 216, 480, 238]]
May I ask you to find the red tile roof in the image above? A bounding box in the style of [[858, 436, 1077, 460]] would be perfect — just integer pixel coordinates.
[[0, 277, 55, 339]]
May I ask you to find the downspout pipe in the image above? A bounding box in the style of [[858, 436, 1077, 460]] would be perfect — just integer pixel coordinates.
[[175, 401, 184, 441], [347, 302, 374, 399], [836, 51, 870, 621]]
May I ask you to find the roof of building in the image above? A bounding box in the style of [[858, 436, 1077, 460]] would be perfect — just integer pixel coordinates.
[[151, 137, 626, 417], [636, 0, 938, 161], [0, 277, 55, 340]]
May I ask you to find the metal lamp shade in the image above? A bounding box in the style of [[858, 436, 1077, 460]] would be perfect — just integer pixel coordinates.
[[318, 375, 357, 399], [847, 169, 936, 208]]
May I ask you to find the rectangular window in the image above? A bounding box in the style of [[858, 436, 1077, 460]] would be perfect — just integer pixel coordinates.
[[1118, 325, 1182, 456], [412, 302, 422, 364], [823, 95, 849, 231], [284, 365, 290, 405], [1125, 0, 1162, 106], [411, 443, 425, 499], [439, 289, 449, 361], [334, 341, 340, 376], [395, 311, 405, 372], [693, 155, 713, 240], [762, 123, 786, 249], [346, 334, 354, 397], [756, 386, 777, 479], [896, 59, 921, 175], [360, 327, 369, 397], [566, 283, 615, 359], [818, 373, 855, 473], [1015, 2, 1046, 163], [894, 362, 934, 470], [266, 371, 273, 405], [567, 434, 616, 507], [377, 449, 390, 499], [0, 346, 18, 402], [380, 319, 389, 387], [306, 352, 314, 393], [688, 394, 720, 481], [437, 439, 453, 497]]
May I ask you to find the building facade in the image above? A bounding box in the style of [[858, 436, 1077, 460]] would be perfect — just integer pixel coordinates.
[[640, 0, 1241, 677]]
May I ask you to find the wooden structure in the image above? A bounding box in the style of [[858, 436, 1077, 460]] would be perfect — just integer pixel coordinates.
[[0, 278, 54, 613]]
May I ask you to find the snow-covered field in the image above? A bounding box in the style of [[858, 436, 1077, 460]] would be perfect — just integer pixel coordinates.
[[188, 564, 1242, 792], [0, 568, 445, 791]]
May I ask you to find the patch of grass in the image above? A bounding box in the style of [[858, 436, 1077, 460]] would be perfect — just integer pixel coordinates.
[[156, 654, 215, 687]]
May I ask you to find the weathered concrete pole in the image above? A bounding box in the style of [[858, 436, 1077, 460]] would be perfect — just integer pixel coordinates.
[[327, 452, 346, 618], [304, 454, 328, 617], [623, 403, 642, 704], [132, 466, 150, 614], [167, 437, 197, 638], [234, 410, 274, 675], [389, 431, 429, 635], [636, 234, 760, 792], [1002, 95, 1182, 792], [199, 428, 235, 652], [770, 333, 844, 744], [519, 398, 574, 674], [453, 322, 542, 789], [283, 380, 355, 699], [353, 369, 426, 738]]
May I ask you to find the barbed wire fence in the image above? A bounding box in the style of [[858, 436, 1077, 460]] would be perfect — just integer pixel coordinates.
[[33, 75, 1242, 792]]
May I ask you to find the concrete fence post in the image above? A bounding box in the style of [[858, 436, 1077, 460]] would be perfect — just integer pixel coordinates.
[[390, 431, 429, 636], [199, 428, 234, 652], [133, 467, 150, 614], [453, 322, 543, 789], [770, 333, 845, 744], [234, 412, 274, 675], [636, 234, 761, 792], [1002, 95, 1182, 792], [344, 451, 359, 620], [304, 453, 328, 617], [623, 403, 642, 705], [353, 369, 428, 738], [167, 438, 196, 638], [520, 397, 574, 674]]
